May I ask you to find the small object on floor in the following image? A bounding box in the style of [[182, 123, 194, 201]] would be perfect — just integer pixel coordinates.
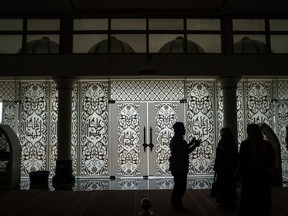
[[140, 198, 153, 216], [29, 170, 50, 190]]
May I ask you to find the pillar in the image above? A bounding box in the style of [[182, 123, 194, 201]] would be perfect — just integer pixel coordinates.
[[52, 76, 76, 189], [218, 76, 241, 144]]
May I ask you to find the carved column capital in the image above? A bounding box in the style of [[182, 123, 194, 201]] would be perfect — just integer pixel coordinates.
[[218, 75, 242, 89], [53, 76, 77, 89]]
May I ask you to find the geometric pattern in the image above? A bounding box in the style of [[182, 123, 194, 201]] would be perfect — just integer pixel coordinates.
[[273, 80, 288, 100], [0, 81, 20, 101], [110, 80, 185, 101]]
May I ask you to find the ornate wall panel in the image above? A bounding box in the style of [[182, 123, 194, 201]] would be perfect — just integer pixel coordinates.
[[110, 80, 184, 101], [276, 100, 288, 180], [2, 102, 19, 132], [187, 178, 213, 189], [77, 179, 109, 191], [273, 80, 288, 100], [117, 103, 140, 176], [0, 81, 21, 133], [215, 82, 223, 144], [80, 82, 108, 176], [118, 179, 141, 190], [49, 82, 57, 174], [155, 103, 177, 175], [71, 83, 79, 175], [1, 79, 287, 180], [156, 179, 174, 189], [0, 81, 20, 101], [0, 128, 10, 171], [246, 81, 273, 126], [186, 81, 215, 174], [20, 82, 48, 175], [237, 82, 245, 145], [273, 80, 288, 180]]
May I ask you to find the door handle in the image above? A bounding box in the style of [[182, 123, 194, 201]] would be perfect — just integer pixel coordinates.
[[142, 126, 154, 152], [143, 126, 148, 152], [286, 125, 288, 150], [148, 143, 154, 152], [148, 127, 154, 152]]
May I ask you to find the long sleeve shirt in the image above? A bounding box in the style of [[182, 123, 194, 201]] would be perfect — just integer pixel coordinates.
[[169, 135, 198, 174]]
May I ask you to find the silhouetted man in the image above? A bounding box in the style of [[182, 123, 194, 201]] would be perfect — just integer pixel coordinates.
[[169, 122, 201, 210]]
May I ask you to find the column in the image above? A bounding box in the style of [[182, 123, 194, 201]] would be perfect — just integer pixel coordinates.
[[52, 76, 76, 189], [218, 76, 241, 143]]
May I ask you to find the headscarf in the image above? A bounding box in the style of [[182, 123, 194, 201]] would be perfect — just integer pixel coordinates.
[[220, 127, 238, 155], [247, 124, 263, 140]]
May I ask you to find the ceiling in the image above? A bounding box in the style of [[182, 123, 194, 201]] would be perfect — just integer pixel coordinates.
[[0, 0, 288, 16]]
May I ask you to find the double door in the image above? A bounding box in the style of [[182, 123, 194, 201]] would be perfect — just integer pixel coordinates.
[[109, 101, 185, 178]]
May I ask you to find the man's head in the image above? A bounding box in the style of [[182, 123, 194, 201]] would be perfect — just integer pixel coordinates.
[[173, 122, 185, 136]]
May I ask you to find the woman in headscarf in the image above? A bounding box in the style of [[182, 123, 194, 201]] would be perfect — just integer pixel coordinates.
[[213, 127, 238, 208], [239, 124, 274, 216]]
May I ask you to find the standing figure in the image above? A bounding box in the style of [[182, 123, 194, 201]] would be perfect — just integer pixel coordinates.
[[213, 127, 238, 208], [169, 122, 201, 210], [239, 124, 274, 216]]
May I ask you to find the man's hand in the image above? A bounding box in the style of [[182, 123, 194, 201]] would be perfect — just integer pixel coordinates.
[[189, 137, 201, 147], [194, 139, 201, 147]]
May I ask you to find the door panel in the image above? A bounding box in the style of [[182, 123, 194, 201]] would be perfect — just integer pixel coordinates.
[[149, 102, 185, 176], [109, 102, 146, 177], [109, 102, 185, 177]]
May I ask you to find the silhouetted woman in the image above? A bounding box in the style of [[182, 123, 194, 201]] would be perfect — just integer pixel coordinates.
[[239, 124, 274, 216], [213, 127, 238, 207]]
